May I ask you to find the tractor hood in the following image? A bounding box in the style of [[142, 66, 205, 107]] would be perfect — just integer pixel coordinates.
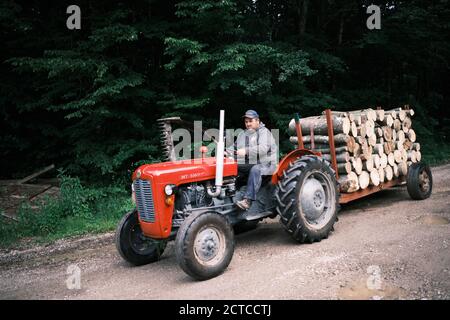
[[132, 157, 237, 186]]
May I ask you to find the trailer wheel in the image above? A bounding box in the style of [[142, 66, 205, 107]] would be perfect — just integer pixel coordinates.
[[115, 209, 167, 265], [275, 155, 339, 243], [406, 162, 432, 200], [175, 211, 234, 280]]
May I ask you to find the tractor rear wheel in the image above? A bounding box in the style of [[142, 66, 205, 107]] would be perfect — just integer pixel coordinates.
[[406, 162, 432, 200], [115, 209, 167, 265], [275, 155, 339, 243], [175, 211, 234, 280]]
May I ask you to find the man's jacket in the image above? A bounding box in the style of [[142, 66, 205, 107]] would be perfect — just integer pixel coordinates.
[[229, 122, 278, 173]]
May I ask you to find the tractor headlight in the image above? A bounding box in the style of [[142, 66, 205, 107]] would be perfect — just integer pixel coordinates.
[[164, 184, 174, 196]]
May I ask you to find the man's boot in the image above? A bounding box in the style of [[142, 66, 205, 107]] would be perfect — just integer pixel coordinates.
[[236, 198, 252, 210]]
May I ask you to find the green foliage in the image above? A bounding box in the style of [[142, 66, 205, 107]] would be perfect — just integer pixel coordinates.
[[0, 0, 449, 182], [0, 174, 132, 247]]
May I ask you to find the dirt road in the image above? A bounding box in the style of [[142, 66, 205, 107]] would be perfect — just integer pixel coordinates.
[[1, 164, 449, 300]]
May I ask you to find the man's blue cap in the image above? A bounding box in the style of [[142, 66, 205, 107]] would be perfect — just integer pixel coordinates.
[[243, 110, 259, 119]]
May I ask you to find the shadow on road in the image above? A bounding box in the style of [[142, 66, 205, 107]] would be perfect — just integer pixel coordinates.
[[339, 187, 410, 215]]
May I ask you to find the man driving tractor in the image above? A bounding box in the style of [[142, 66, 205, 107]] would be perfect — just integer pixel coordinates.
[[229, 110, 278, 210]]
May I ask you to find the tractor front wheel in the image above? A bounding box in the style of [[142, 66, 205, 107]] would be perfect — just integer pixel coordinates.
[[115, 209, 167, 265], [175, 211, 235, 280]]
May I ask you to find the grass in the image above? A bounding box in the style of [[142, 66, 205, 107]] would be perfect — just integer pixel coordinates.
[[0, 175, 133, 249], [421, 143, 450, 166]]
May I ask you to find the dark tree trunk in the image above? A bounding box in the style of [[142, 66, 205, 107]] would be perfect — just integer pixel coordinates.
[[297, 0, 309, 44], [338, 14, 344, 46]]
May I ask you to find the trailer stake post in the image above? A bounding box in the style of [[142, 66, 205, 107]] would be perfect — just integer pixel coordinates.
[[294, 113, 304, 149], [325, 109, 339, 179]]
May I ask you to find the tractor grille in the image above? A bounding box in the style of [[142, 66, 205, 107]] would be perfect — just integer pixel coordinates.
[[133, 179, 155, 223]]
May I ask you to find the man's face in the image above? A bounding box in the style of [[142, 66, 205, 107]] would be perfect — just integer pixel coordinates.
[[244, 117, 260, 131]]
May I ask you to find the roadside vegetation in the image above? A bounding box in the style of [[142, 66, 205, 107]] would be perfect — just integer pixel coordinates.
[[0, 174, 132, 248]]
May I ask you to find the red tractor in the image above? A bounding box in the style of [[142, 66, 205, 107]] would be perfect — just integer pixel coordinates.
[[116, 109, 432, 280]]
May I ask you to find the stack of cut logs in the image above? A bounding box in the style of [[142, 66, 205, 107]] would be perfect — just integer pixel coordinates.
[[288, 107, 420, 193]]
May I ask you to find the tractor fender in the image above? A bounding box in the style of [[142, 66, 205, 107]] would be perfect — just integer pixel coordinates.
[[271, 148, 321, 185]]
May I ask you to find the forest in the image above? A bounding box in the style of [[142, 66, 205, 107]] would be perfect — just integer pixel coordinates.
[[1, 0, 449, 182], [0, 1, 449, 243]]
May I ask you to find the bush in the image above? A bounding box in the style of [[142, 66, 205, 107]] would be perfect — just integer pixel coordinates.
[[0, 175, 133, 247]]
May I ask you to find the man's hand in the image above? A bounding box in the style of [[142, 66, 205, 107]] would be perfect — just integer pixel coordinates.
[[236, 148, 246, 157]]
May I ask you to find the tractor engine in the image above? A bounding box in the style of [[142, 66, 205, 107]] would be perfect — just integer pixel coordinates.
[[172, 179, 237, 229]]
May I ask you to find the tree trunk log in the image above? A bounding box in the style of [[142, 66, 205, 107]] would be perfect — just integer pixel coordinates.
[[360, 141, 373, 161], [357, 125, 366, 138], [386, 108, 407, 121], [401, 149, 408, 162], [393, 119, 402, 131], [392, 163, 399, 178], [403, 139, 413, 150], [383, 114, 393, 127], [352, 142, 360, 156], [339, 172, 359, 193], [321, 152, 350, 163], [375, 127, 383, 138], [416, 150, 421, 162], [351, 157, 363, 175], [337, 162, 352, 174], [378, 167, 385, 183], [384, 141, 394, 154], [407, 151, 417, 163], [328, 111, 355, 122], [380, 153, 388, 168], [302, 145, 349, 154], [383, 126, 393, 141], [350, 121, 358, 137], [374, 144, 384, 156], [402, 117, 412, 132], [398, 161, 408, 176], [289, 133, 354, 145], [359, 171, 370, 189], [370, 169, 380, 186], [397, 130, 405, 143], [372, 154, 380, 169], [376, 109, 385, 121], [368, 134, 377, 147], [349, 109, 377, 122], [364, 120, 375, 138], [288, 116, 351, 135], [385, 165, 393, 181], [387, 152, 395, 166], [362, 157, 374, 171], [394, 150, 403, 163], [407, 129, 416, 143]]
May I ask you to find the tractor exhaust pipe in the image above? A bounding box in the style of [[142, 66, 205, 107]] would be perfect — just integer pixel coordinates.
[[207, 110, 225, 197]]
